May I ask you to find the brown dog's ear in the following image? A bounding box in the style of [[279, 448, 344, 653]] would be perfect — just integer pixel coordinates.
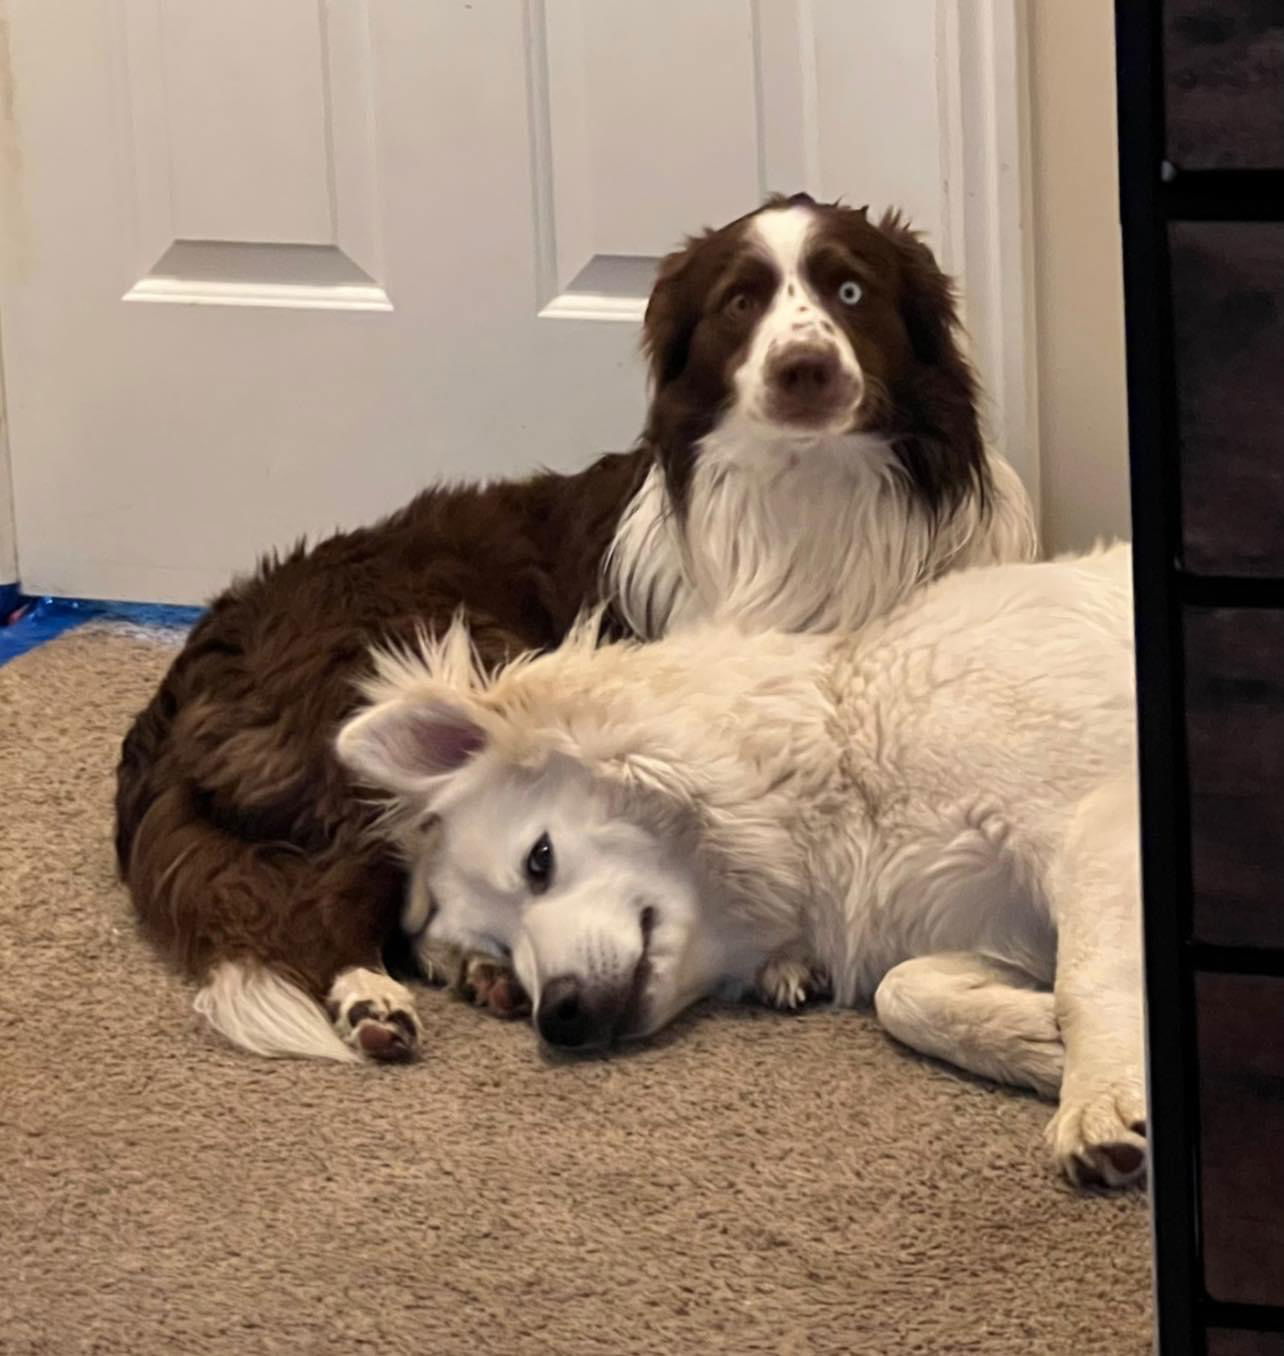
[[875, 208, 985, 513], [876, 208, 966, 367], [641, 230, 712, 389]]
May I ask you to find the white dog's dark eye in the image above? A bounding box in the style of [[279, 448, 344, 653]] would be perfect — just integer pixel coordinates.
[[524, 832, 554, 894], [838, 279, 863, 306], [725, 292, 757, 318]]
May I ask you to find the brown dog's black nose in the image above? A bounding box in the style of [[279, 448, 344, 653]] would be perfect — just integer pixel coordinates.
[[537, 976, 606, 1049], [765, 343, 859, 429], [771, 345, 840, 398]]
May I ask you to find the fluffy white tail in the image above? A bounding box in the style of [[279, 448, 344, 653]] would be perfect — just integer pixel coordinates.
[[194, 961, 358, 1063]]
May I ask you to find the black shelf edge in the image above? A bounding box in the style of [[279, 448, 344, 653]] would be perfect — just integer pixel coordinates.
[[1190, 944, 1284, 980], [1162, 169, 1284, 221], [1116, 3, 1204, 1353], [1204, 1300, 1284, 1335], [1181, 574, 1284, 609]]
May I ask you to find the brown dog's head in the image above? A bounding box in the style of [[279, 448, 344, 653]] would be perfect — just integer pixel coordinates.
[[641, 193, 984, 516]]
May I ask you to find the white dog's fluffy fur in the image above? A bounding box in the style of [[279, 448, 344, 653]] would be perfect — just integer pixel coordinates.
[[337, 544, 1146, 1188]]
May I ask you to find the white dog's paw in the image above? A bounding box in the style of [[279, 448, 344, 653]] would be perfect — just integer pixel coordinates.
[[326, 967, 423, 1063], [455, 952, 531, 1020], [1046, 1081, 1148, 1188], [413, 934, 465, 988], [755, 954, 832, 1011]]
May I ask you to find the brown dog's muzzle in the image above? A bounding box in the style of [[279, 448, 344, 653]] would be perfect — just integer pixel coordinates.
[[764, 342, 859, 428]]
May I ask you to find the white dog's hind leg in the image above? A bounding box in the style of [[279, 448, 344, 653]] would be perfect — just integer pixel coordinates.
[[873, 952, 1063, 1097], [1043, 774, 1148, 1188]]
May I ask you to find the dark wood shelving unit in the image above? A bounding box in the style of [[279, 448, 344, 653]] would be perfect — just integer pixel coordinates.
[[1116, 3, 1284, 1350]]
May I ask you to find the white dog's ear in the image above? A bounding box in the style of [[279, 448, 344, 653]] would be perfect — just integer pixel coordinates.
[[335, 696, 487, 793]]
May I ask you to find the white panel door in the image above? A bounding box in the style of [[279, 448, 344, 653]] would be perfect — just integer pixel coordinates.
[[0, 0, 1033, 604]]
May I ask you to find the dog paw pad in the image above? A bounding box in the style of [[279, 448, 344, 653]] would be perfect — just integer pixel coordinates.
[[327, 967, 423, 1063]]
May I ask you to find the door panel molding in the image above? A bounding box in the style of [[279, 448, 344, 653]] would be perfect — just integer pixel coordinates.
[[118, 0, 387, 312]]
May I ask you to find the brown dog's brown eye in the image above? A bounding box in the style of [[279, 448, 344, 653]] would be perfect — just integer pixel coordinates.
[[725, 292, 756, 318]]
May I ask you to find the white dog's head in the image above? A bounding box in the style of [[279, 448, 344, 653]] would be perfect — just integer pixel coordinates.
[[335, 628, 760, 1051]]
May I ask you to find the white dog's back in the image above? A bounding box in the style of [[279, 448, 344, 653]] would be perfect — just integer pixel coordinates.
[[832, 543, 1135, 806], [808, 544, 1135, 999]]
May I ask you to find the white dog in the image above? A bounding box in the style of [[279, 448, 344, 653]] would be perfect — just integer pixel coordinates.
[[337, 545, 1146, 1188]]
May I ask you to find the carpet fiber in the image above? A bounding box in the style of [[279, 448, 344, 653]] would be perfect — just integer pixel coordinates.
[[0, 624, 1154, 1355]]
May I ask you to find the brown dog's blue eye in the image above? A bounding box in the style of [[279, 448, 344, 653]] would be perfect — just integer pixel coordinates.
[[524, 832, 554, 893], [838, 279, 863, 306]]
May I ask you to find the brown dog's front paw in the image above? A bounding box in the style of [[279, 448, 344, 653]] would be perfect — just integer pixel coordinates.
[[327, 967, 424, 1063]]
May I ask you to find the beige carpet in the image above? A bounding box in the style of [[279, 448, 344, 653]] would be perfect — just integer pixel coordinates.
[[0, 623, 1154, 1355]]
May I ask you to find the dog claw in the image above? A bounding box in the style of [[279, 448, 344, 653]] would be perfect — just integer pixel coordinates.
[[755, 953, 832, 1010]]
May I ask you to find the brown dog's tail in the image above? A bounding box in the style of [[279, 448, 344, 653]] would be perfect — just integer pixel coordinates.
[[113, 628, 406, 1029], [119, 771, 401, 983], [114, 682, 175, 878], [117, 771, 406, 1062]]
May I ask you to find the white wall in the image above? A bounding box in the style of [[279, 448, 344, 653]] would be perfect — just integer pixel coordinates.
[[0, 337, 16, 588], [1029, 0, 1132, 553], [0, 7, 20, 589]]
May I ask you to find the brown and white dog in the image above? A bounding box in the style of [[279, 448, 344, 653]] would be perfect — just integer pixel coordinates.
[[114, 192, 1035, 1063]]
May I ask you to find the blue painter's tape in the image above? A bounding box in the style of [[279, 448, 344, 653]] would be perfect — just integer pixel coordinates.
[[0, 595, 204, 667]]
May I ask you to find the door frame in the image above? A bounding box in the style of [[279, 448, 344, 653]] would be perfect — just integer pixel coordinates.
[[0, 3, 19, 592], [939, 0, 1040, 519], [0, 328, 17, 592]]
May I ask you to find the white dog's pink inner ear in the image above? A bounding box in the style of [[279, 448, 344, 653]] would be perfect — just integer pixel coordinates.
[[402, 700, 487, 774], [339, 696, 487, 789]]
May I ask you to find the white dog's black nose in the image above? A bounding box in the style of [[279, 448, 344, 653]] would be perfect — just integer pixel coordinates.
[[536, 976, 610, 1049]]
